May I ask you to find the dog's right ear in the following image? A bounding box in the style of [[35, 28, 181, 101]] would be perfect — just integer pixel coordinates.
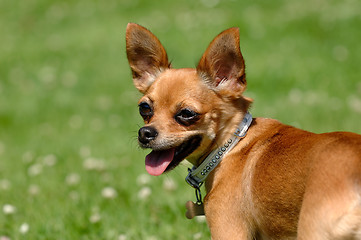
[[126, 23, 170, 93]]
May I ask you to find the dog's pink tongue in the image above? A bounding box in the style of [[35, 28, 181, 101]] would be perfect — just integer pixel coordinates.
[[145, 148, 175, 176]]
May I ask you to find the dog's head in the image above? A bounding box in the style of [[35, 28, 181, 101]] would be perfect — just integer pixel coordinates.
[[126, 23, 251, 176]]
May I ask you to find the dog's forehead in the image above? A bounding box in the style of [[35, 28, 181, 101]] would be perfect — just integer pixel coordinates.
[[148, 69, 208, 105]]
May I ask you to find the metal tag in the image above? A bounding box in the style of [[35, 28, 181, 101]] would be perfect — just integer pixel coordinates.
[[185, 201, 205, 219]]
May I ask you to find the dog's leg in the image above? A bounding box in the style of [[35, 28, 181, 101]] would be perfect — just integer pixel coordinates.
[[298, 195, 361, 239], [297, 138, 361, 239], [298, 177, 361, 239], [332, 204, 361, 239], [204, 189, 254, 240], [205, 205, 252, 240]]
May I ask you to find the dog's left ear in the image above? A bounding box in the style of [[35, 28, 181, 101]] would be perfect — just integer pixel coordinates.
[[197, 28, 246, 98], [126, 23, 170, 93]]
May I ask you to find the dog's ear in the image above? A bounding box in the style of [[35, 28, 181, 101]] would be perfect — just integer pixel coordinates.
[[126, 23, 170, 93], [197, 28, 246, 98]]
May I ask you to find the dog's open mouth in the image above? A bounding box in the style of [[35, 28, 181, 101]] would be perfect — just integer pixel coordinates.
[[145, 135, 202, 176]]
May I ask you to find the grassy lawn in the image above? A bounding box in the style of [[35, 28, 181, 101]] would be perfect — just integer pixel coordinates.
[[0, 0, 360, 239]]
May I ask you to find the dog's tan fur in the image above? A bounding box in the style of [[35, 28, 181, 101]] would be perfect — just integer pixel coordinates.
[[126, 23, 361, 239]]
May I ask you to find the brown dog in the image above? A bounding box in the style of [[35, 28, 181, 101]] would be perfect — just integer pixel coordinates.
[[125, 23, 361, 239]]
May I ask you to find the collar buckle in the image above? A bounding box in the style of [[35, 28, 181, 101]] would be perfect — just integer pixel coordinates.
[[234, 112, 253, 138], [185, 168, 202, 189], [234, 128, 247, 138]]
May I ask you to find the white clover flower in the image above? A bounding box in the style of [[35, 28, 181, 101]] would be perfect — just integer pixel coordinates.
[[28, 184, 40, 196], [101, 172, 113, 183], [89, 213, 101, 224], [61, 71, 78, 88], [195, 215, 206, 223], [79, 146, 91, 158], [136, 174, 151, 186], [163, 178, 177, 191], [101, 187, 117, 199], [3, 204, 16, 215], [66, 173, 81, 186], [69, 191, 79, 201], [118, 234, 127, 240], [348, 95, 361, 113], [332, 45, 349, 62], [193, 232, 202, 240], [146, 236, 157, 240], [105, 229, 117, 239], [19, 223, 29, 234], [0, 179, 11, 191], [22, 151, 34, 163], [0, 236, 11, 240], [38, 66, 55, 84], [43, 154, 57, 166], [138, 187, 152, 200], [28, 163, 43, 176], [69, 115, 83, 129], [83, 157, 106, 171], [96, 96, 112, 111]]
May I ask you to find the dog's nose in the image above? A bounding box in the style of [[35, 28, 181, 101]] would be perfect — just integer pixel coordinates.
[[138, 127, 158, 144]]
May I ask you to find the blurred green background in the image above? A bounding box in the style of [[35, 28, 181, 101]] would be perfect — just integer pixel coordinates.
[[0, 0, 360, 239]]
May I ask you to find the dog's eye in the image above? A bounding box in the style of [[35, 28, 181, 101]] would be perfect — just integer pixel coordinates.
[[139, 102, 153, 120], [175, 109, 200, 126]]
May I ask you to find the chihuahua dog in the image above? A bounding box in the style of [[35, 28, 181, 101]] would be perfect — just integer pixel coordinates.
[[125, 23, 361, 239]]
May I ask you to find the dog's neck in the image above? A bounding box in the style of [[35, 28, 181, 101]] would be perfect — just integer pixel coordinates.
[[185, 112, 253, 189]]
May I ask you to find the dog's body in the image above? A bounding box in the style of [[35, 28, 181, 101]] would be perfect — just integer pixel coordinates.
[[205, 119, 361, 239], [126, 23, 361, 239]]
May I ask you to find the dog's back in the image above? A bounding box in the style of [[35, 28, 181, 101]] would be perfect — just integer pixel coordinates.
[[206, 117, 361, 239]]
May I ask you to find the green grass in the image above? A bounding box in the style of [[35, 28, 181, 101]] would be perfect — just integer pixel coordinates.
[[0, 0, 360, 239]]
